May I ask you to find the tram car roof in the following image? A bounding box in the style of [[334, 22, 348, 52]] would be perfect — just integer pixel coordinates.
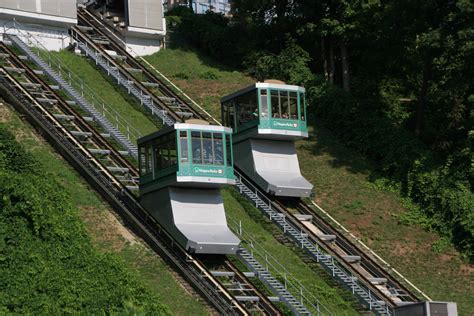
[[138, 121, 233, 145], [220, 81, 305, 103]]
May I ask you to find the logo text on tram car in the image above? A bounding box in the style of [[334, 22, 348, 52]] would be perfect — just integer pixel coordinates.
[[194, 167, 224, 175], [273, 121, 298, 128]]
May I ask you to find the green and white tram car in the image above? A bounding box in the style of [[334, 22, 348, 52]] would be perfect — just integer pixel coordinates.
[[221, 80, 308, 142], [221, 81, 313, 198], [138, 120, 240, 254], [138, 120, 235, 193]]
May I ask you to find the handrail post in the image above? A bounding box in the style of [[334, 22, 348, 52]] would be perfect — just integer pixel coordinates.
[[352, 272, 355, 294], [368, 290, 372, 310]]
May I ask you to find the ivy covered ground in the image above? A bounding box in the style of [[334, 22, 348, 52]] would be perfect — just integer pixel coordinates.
[[0, 102, 209, 315]]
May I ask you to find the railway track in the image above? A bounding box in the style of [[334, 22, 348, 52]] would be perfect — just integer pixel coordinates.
[[66, 7, 426, 314], [0, 40, 280, 316], [234, 169, 422, 315], [79, 8, 208, 120], [279, 198, 419, 305], [70, 8, 205, 125]]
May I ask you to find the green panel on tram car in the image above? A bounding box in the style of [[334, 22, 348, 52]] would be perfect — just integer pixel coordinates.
[[221, 82, 308, 140], [138, 123, 235, 192]]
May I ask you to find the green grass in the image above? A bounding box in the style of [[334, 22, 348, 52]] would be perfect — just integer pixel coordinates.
[[119, 245, 209, 316], [143, 46, 254, 119], [142, 46, 474, 315], [51, 48, 363, 314], [223, 189, 361, 314], [51, 50, 159, 137], [0, 101, 209, 315]]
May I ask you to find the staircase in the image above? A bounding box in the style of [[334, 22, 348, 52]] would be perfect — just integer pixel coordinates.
[[72, 38, 175, 126], [238, 247, 312, 315], [8, 34, 139, 159], [234, 170, 391, 315]]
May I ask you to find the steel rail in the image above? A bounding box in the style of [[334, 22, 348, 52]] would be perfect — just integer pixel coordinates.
[[223, 258, 282, 315], [0, 42, 138, 180], [0, 47, 275, 316], [61, 8, 424, 313], [233, 164, 420, 312], [70, 24, 184, 123], [278, 198, 419, 306], [78, 8, 205, 121], [309, 200, 432, 301], [199, 256, 283, 316]]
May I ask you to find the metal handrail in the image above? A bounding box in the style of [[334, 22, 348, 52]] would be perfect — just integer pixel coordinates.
[[227, 216, 334, 316], [79, 8, 220, 125], [3, 20, 143, 143], [234, 169, 393, 315]]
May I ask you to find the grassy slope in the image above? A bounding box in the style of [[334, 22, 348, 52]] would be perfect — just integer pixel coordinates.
[[0, 102, 209, 316], [51, 50, 159, 137], [144, 47, 254, 119], [53, 50, 362, 314], [143, 46, 474, 315], [223, 188, 361, 314]]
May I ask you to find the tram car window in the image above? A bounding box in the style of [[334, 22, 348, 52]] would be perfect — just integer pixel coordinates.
[[179, 131, 188, 163]]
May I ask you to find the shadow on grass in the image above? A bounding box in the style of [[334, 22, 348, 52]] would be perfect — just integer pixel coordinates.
[[302, 110, 374, 177]]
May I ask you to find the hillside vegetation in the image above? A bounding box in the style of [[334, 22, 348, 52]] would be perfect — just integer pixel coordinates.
[[167, 1, 473, 261], [142, 43, 473, 314], [0, 124, 169, 314], [0, 102, 210, 315]]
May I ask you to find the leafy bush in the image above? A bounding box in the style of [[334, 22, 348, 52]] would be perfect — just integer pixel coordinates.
[[173, 71, 190, 80], [247, 38, 314, 86], [199, 70, 219, 80], [0, 126, 170, 314], [310, 84, 474, 260], [167, 10, 254, 67]]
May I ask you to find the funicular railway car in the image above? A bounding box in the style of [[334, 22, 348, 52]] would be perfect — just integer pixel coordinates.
[[221, 80, 313, 197], [138, 120, 240, 254]]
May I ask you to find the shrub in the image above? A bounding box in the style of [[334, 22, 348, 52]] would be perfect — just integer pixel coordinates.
[[309, 84, 474, 260], [0, 126, 170, 313]]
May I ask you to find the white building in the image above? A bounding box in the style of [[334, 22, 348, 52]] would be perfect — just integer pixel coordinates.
[[0, 1, 167, 55], [0, 0, 77, 51]]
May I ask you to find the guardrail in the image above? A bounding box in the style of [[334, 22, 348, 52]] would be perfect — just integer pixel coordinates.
[[228, 216, 333, 316], [79, 8, 220, 125], [2, 20, 143, 143]]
